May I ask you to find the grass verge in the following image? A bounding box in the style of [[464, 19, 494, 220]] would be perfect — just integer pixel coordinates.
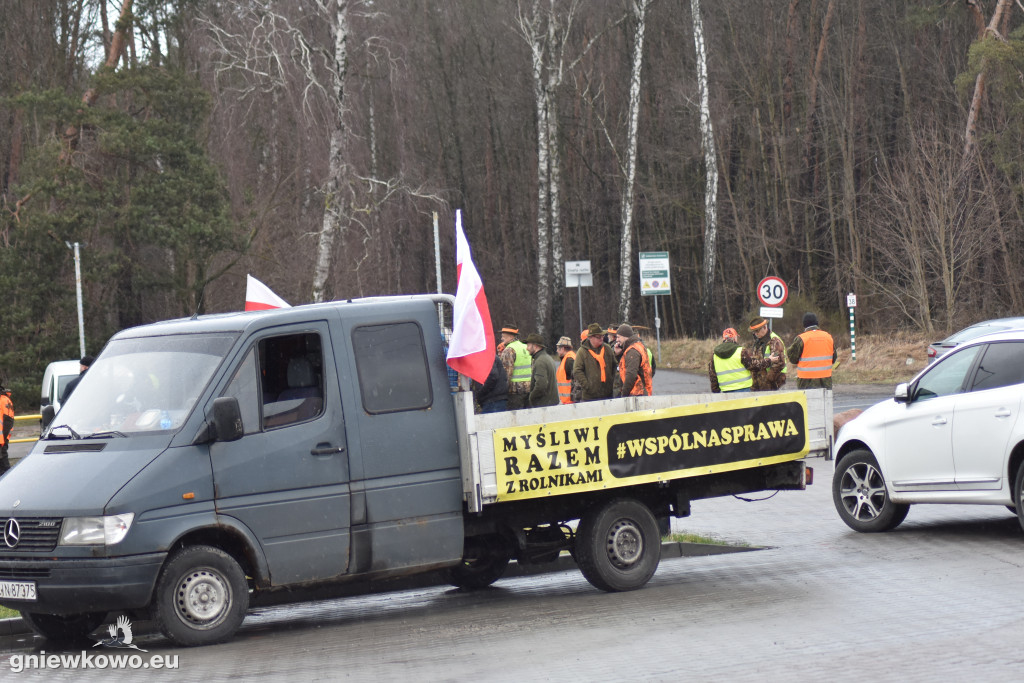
[[664, 531, 749, 547], [0, 606, 19, 619], [657, 331, 929, 385]]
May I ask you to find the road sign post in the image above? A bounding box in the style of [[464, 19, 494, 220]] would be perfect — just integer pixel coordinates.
[[756, 277, 788, 333], [639, 252, 671, 364], [566, 261, 593, 334], [847, 292, 857, 362]]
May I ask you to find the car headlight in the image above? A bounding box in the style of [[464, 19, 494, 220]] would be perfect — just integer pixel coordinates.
[[60, 513, 135, 546]]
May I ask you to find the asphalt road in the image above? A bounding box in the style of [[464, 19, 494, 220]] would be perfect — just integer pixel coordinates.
[[3, 455, 1020, 681]]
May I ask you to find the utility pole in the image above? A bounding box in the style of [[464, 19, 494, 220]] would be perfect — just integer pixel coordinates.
[[66, 242, 86, 357]]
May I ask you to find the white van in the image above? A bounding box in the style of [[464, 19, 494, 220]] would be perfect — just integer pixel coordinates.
[[40, 360, 81, 416]]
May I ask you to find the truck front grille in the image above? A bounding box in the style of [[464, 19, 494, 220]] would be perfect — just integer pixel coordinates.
[[0, 566, 50, 580], [0, 518, 62, 552]]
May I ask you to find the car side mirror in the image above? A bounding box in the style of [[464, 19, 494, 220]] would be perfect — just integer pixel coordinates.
[[194, 397, 244, 444], [41, 404, 56, 430], [894, 383, 909, 404]]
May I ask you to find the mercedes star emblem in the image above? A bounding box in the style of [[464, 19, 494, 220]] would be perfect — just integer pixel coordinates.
[[3, 518, 20, 548]]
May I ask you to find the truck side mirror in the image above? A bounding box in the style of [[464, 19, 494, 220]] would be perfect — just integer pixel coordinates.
[[41, 405, 56, 430], [211, 397, 244, 442], [194, 397, 244, 444]]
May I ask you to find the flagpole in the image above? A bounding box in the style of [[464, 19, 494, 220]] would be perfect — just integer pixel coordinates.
[[434, 211, 444, 332]]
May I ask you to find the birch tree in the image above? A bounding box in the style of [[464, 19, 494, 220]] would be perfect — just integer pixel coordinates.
[[616, 0, 651, 322], [691, 0, 718, 337]]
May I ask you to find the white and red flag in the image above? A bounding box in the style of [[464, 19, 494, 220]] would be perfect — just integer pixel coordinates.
[[244, 274, 291, 311], [446, 210, 495, 384]]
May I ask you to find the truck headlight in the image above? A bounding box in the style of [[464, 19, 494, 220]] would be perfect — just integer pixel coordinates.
[[60, 513, 135, 546]]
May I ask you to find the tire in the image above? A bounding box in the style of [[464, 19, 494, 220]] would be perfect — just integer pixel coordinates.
[[448, 535, 512, 590], [833, 449, 910, 532], [1013, 463, 1024, 533], [153, 545, 249, 647], [21, 611, 107, 644], [575, 498, 661, 592]]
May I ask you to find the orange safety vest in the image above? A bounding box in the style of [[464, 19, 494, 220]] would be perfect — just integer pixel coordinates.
[[620, 342, 653, 396], [556, 350, 576, 404], [0, 394, 13, 447], [796, 329, 834, 378]]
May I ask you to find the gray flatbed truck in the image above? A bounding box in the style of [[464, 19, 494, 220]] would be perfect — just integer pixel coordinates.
[[0, 295, 831, 646]]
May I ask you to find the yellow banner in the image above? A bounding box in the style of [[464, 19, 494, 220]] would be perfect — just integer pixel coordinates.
[[493, 392, 809, 502]]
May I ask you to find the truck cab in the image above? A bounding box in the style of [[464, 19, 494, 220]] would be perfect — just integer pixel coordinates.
[[0, 297, 464, 646]]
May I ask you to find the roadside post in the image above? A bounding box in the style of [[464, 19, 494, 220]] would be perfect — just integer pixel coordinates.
[[847, 292, 857, 361], [756, 276, 788, 331], [66, 241, 86, 358], [639, 251, 671, 364], [565, 261, 593, 334]]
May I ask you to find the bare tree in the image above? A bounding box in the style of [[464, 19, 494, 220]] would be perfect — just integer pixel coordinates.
[[616, 0, 652, 323], [691, 0, 718, 337]]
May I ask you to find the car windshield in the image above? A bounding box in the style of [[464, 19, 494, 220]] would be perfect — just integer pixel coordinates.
[[48, 333, 237, 439], [944, 324, 1010, 345]]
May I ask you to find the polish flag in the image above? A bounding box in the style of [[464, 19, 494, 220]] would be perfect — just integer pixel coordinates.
[[244, 274, 291, 311], [446, 210, 495, 384]]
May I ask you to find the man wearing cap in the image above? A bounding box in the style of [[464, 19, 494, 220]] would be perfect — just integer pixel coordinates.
[[524, 334, 559, 408], [573, 323, 616, 401], [748, 317, 788, 391], [60, 354, 95, 404], [709, 328, 775, 393], [787, 312, 837, 389], [0, 385, 13, 475], [615, 323, 653, 397], [555, 336, 577, 404], [500, 325, 532, 410]]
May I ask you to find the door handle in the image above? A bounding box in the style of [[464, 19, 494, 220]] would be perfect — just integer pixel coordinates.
[[311, 443, 346, 456], [931, 416, 947, 426], [995, 409, 1012, 418]]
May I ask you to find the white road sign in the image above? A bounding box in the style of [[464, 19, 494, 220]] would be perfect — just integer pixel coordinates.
[[639, 251, 671, 296]]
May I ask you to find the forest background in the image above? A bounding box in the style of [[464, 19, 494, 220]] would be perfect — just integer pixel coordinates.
[[2, 0, 1023, 396]]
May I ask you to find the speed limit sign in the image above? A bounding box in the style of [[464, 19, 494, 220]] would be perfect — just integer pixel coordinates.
[[757, 276, 788, 307]]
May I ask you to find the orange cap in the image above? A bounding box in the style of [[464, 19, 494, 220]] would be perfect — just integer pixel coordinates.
[[722, 328, 738, 341]]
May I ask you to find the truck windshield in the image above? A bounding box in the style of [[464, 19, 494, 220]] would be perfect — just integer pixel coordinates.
[[48, 333, 237, 438]]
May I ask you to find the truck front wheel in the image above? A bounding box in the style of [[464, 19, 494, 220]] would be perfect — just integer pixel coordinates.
[[21, 611, 107, 644], [153, 545, 249, 646], [575, 498, 661, 592]]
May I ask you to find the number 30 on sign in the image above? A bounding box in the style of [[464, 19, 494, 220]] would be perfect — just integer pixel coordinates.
[[757, 277, 788, 307]]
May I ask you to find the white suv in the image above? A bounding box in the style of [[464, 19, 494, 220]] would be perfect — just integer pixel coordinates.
[[833, 329, 1024, 532]]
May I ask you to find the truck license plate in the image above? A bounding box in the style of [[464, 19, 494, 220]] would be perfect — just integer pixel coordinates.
[[0, 580, 36, 601]]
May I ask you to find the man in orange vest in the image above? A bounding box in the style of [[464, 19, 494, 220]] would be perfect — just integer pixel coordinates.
[[0, 386, 13, 475], [573, 323, 616, 401], [615, 323, 653, 397], [554, 336, 577, 404], [787, 312, 838, 389]]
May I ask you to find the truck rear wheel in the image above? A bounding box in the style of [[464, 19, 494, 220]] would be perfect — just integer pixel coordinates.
[[21, 611, 107, 644], [575, 498, 661, 592], [448, 535, 512, 590], [153, 545, 249, 646]]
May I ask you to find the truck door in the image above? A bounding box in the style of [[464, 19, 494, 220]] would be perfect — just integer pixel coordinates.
[[211, 322, 351, 585], [338, 315, 464, 573]]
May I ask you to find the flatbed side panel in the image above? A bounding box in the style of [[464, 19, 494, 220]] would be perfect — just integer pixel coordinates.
[[453, 392, 484, 512], [467, 391, 817, 506]]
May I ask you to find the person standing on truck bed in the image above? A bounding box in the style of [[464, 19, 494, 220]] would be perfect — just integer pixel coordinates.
[[555, 336, 577, 404], [615, 324, 653, 397], [748, 317, 787, 391], [574, 322, 616, 401], [500, 324, 532, 410], [787, 312, 837, 390], [524, 333, 559, 408], [472, 352, 509, 413], [709, 328, 775, 393]]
